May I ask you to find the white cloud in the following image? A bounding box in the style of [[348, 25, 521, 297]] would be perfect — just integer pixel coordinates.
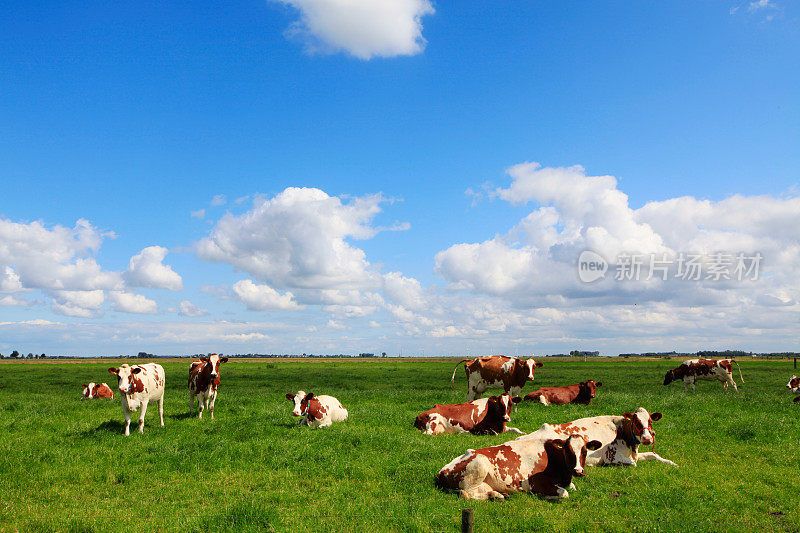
[[124, 246, 183, 291], [0, 294, 33, 307], [382, 271, 427, 310], [197, 187, 397, 290], [178, 300, 209, 317], [211, 194, 227, 206], [276, 0, 434, 59], [0, 218, 121, 291], [191, 209, 206, 219], [0, 266, 24, 293], [748, 0, 774, 12], [50, 289, 105, 317], [231, 279, 302, 311], [108, 291, 158, 314]]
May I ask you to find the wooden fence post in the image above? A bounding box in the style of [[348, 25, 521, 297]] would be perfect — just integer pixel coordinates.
[[461, 508, 474, 533], [794, 357, 797, 369]]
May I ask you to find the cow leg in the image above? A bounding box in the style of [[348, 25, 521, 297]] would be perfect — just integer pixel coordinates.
[[138, 401, 148, 434], [209, 389, 217, 420], [568, 482, 577, 491], [198, 392, 205, 419], [158, 395, 164, 427], [123, 408, 131, 437], [543, 486, 569, 500], [504, 426, 525, 435], [538, 395, 549, 406], [636, 452, 678, 467], [189, 391, 194, 416], [461, 483, 505, 501]]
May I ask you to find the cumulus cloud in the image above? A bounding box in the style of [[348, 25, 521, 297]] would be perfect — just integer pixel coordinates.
[[211, 194, 227, 206], [276, 0, 434, 59], [50, 290, 105, 317], [124, 246, 183, 291], [197, 187, 402, 290], [108, 291, 158, 314], [0, 294, 33, 307], [191, 209, 206, 219], [0, 218, 121, 291], [231, 279, 302, 311], [178, 300, 209, 317]]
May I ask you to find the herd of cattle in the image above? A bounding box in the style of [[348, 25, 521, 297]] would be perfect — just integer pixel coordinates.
[[80, 354, 798, 500]]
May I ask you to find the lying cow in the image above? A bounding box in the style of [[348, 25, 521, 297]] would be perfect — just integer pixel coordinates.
[[188, 354, 228, 419], [108, 363, 165, 436], [286, 390, 348, 428], [663, 358, 744, 392], [524, 380, 602, 406], [436, 434, 602, 500], [81, 382, 114, 400], [787, 375, 799, 393], [517, 407, 677, 467], [414, 394, 523, 436], [451, 356, 543, 401]]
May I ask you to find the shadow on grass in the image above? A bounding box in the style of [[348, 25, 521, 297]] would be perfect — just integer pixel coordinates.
[[168, 412, 195, 421], [79, 420, 125, 436]]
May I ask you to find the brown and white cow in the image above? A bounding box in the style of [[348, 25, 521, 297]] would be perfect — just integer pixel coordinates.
[[436, 434, 602, 500], [451, 356, 543, 401], [524, 380, 602, 406], [108, 363, 165, 436], [188, 354, 228, 419], [81, 382, 114, 400], [517, 407, 677, 467], [286, 391, 348, 428], [663, 358, 744, 392], [414, 394, 523, 436], [787, 375, 800, 393]]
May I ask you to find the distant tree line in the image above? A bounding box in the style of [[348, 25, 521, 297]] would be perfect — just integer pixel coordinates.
[[0, 350, 46, 359]]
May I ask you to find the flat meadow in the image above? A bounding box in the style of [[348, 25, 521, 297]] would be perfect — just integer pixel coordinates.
[[0, 357, 798, 532]]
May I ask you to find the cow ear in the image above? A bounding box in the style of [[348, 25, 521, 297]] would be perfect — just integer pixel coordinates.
[[286, 393, 295, 401], [512, 397, 522, 404], [132, 367, 142, 374], [201, 356, 209, 362], [586, 440, 603, 451], [622, 412, 634, 419], [535, 361, 544, 368], [108, 367, 118, 375], [596, 381, 603, 387], [304, 393, 314, 401], [220, 357, 228, 363], [82, 384, 88, 388], [650, 412, 663, 421]]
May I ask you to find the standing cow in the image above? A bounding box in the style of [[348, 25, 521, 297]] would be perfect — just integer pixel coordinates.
[[414, 393, 523, 436], [286, 391, 348, 428], [451, 356, 543, 401], [188, 353, 228, 419], [436, 434, 602, 500], [82, 382, 115, 400], [108, 363, 165, 436], [524, 380, 602, 406], [517, 407, 677, 467], [663, 358, 744, 392]]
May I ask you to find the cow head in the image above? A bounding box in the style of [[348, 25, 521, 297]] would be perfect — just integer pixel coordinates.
[[580, 380, 602, 399], [787, 375, 800, 393], [621, 408, 662, 446], [663, 370, 675, 386], [522, 358, 543, 381], [548, 435, 602, 477], [201, 353, 228, 380], [108, 364, 142, 395], [286, 390, 313, 417], [81, 383, 95, 400], [490, 393, 522, 422]]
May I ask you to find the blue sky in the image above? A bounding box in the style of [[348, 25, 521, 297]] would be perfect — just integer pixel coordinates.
[[1, 1, 798, 356]]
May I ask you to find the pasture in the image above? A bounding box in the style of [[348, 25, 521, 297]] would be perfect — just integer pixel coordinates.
[[0, 357, 798, 532]]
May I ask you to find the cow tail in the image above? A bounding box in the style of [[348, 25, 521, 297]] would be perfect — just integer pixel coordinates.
[[732, 359, 745, 384], [450, 359, 470, 389]]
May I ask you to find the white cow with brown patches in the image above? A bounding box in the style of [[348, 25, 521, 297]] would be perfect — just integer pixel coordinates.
[[286, 391, 348, 428], [451, 356, 543, 401], [414, 394, 523, 436], [188, 353, 228, 419], [81, 382, 114, 400], [518, 407, 677, 467], [108, 363, 165, 436], [787, 375, 800, 393]]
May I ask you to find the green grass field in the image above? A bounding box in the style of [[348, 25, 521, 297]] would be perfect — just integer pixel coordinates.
[[0, 357, 798, 532]]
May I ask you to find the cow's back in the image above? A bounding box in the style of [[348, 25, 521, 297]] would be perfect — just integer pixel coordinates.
[[138, 363, 166, 400]]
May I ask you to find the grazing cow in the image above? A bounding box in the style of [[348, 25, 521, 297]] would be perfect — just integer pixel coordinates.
[[663, 358, 744, 392], [517, 407, 677, 467], [81, 382, 114, 400], [451, 356, 543, 401], [108, 363, 165, 436], [524, 380, 602, 406], [787, 375, 800, 393], [436, 435, 602, 500], [286, 391, 348, 428], [414, 394, 524, 436], [188, 354, 228, 419]]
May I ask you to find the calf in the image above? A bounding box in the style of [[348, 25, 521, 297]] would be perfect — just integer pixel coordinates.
[[517, 407, 677, 467], [436, 435, 602, 500], [414, 394, 523, 436], [451, 356, 543, 401], [663, 358, 744, 392], [108, 363, 165, 436], [524, 380, 602, 406], [787, 375, 800, 393], [188, 354, 228, 419], [286, 391, 348, 428], [81, 382, 114, 400]]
